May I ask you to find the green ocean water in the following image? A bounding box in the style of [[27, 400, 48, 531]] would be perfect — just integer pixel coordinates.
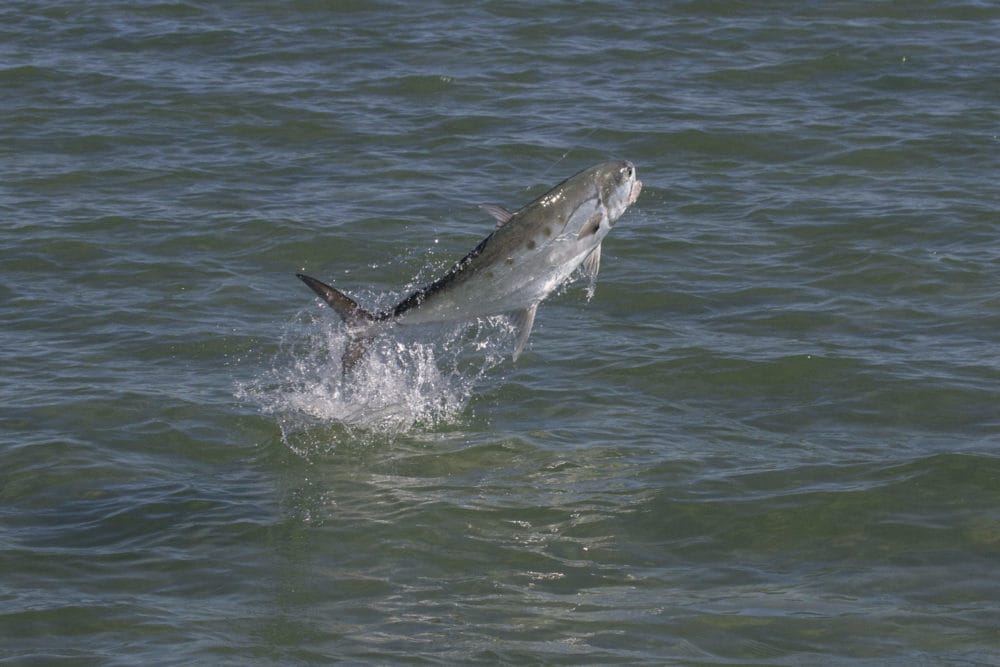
[[2, 1, 999, 664]]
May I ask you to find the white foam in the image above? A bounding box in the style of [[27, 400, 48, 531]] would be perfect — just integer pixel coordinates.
[[238, 310, 512, 454]]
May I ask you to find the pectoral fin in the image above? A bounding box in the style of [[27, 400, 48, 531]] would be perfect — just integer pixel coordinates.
[[510, 302, 539, 361], [582, 243, 601, 300]]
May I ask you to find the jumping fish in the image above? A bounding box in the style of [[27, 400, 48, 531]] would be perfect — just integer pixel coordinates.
[[297, 160, 642, 370]]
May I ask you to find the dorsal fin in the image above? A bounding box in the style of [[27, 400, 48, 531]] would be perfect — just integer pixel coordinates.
[[478, 203, 515, 228]]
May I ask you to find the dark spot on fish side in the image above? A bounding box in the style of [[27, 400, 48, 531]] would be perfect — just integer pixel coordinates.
[[527, 239, 536, 250], [543, 226, 552, 237]]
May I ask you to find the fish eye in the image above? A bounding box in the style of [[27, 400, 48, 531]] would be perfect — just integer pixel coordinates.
[[623, 164, 633, 178]]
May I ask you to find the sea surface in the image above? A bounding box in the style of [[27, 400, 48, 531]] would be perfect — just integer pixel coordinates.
[[2, 1, 999, 664]]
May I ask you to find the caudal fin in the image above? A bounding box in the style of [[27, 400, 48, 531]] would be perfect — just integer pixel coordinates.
[[296, 273, 378, 372], [297, 273, 372, 325]]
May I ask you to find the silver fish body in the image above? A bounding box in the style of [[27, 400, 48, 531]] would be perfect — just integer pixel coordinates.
[[298, 160, 641, 370]]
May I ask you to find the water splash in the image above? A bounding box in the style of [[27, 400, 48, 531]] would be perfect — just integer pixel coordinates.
[[238, 310, 511, 455]]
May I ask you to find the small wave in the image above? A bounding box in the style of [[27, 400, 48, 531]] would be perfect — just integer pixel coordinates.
[[237, 311, 512, 454]]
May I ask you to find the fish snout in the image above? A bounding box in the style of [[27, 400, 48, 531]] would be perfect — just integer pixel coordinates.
[[629, 178, 642, 205], [621, 160, 642, 205]]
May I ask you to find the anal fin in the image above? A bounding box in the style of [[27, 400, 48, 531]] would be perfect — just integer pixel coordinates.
[[510, 302, 539, 361], [582, 243, 601, 301]]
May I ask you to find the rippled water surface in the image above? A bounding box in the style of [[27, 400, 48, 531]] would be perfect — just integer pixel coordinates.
[[2, 1, 999, 664]]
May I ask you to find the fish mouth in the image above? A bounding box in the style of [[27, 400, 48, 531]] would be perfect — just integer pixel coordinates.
[[628, 178, 642, 205]]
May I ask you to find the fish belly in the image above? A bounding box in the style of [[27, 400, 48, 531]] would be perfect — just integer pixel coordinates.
[[395, 240, 592, 325]]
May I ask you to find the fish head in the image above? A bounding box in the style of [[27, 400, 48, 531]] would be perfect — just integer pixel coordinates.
[[555, 160, 641, 244], [597, 160, 642, 225]]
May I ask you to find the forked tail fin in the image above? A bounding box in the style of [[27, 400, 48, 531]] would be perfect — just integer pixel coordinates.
[[296, 273, 378, 372]]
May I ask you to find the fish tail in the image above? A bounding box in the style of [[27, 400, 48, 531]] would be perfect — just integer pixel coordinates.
[[296, 273, 378, 373]]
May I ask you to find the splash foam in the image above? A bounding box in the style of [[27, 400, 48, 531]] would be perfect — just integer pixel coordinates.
[[239, 310, 511, 454]]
